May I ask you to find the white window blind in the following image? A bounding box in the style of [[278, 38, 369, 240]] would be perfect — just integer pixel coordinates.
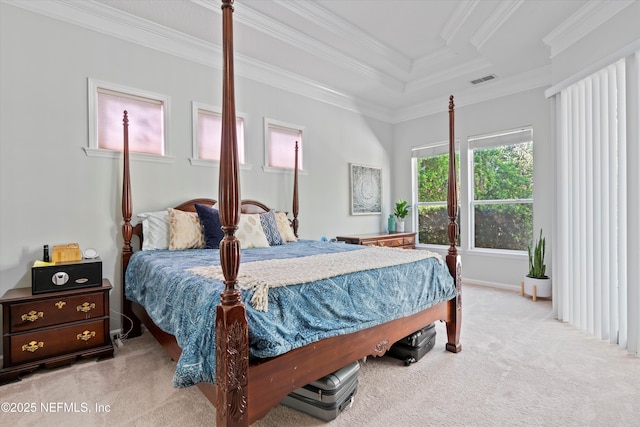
[[265, 119, 303, 171], [553, 55, 638, 354], [194, 107, 245, 164], [86, 78, 170, 161], [97, 89, 164, 155]]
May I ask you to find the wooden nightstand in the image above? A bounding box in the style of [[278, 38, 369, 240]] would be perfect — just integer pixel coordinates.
[[336, 232, 417, 249], [0, 279, 114, 385]]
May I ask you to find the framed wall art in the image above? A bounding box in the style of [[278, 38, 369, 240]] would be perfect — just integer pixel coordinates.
[[350, 163, 382, 215]]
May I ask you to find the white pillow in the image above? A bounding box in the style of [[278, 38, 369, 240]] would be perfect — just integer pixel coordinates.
[[138, 211, 169, 250], [236, 214, 270, 249], [275, 211, 297, 242]]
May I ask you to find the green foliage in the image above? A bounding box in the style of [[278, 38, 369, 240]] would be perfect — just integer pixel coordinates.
[[528, 229, 547, 278], [394, 199, 409, 219], [417, 205, 460, 246], [417, 143, 534, 249], [417, 153, 459, 202], [474, 143, 533, 200], [473, 204, 532, 250]]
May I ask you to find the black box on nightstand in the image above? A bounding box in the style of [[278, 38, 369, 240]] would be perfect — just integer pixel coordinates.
[[32, 257, 102, 294]]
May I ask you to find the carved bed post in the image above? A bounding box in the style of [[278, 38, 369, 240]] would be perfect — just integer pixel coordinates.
[[216, 1, 249, 426], [121, 110, 141, 338], [292, 141, 299, 237], [445, 95, 462, 353]]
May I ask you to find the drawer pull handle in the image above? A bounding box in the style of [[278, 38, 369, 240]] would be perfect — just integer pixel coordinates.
[[21, 311, 44, 322], [77, 330, 96, 341], [76, 302, 96, 313], [55, 301, 66, 309], [22, 341, 44, 352]]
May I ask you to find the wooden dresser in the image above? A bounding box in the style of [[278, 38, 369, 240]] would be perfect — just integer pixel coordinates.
[[336, 231, 417, 249], [0, 279, 114, 385]]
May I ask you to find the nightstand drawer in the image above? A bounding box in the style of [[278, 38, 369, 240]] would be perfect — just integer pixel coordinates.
[[376, 238, 404, 247], [9, 319, 108, 365], [1, 280, 113, 384], [10, 291, 106, 333], [336, 232, 417, 249], [403, 235, 415, 246]]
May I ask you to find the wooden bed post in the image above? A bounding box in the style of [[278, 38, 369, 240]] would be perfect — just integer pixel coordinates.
[[216, 1, 249, 426], [445, 95, 462, 353], [121, 110, 141, 338], [292, 141, 299, 237]]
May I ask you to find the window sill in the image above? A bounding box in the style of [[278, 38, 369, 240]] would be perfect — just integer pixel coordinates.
[[262, 165, 308, 175], [189, 158, 252, 170], [467, 248, 527, 260], [83, 147, 174, 164]]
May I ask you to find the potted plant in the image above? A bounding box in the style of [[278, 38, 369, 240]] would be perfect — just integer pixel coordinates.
[[522, 229, 551, 301], [394, 199, 409, 232]]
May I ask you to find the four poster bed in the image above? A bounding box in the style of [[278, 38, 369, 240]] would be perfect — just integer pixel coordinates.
[[120, 1, 461, 426]]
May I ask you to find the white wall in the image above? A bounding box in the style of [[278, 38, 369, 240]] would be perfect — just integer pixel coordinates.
[[393, 88, 553, 288], [0, 4, 393, 341]]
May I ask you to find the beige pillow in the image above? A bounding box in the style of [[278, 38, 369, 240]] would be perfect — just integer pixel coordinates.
[[236, 214, 270, 249], [168, 208, 205, 250], [275, 211, 297, 242]]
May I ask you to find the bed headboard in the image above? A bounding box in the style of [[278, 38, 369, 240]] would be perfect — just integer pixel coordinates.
[[127, 197, 294, 251]]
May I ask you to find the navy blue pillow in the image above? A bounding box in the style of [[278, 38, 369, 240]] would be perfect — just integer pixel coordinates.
[[195, 204, 225, 249]]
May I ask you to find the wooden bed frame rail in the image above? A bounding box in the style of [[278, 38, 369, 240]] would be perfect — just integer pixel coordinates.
[[120, 1, 461, 425]]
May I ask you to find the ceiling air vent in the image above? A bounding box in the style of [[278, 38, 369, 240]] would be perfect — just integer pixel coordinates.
[[470, 74, 497, 85]]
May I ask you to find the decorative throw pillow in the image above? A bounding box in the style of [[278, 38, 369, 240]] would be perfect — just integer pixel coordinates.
[[259, 210, 285, 246], [138, 210, 170, 250], [195, 204, 225, 249], [236, 214, 270, 249], [168, 208, 205, 250], [275, 211, 297, 242]]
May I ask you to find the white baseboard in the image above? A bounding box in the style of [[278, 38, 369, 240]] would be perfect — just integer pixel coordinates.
[[462, 277, 521, 292]]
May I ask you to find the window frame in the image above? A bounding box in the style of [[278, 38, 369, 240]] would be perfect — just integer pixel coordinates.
[[189, 102, 249, 168], [411, 140, 460, 248], [263, 117, 305, 174], [85, 78, 172, 163], [468, 126, 534, 253]]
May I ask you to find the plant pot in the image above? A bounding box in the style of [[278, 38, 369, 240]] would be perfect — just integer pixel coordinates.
[[522, 275, 551, 301], [396, 221, 405, 232]]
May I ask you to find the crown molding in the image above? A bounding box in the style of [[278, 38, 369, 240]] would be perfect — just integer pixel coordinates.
[[393, 65, 551, 124], [440, 0, 480, 45], [4, 0, 556, 124], [194, 0, 404, 92], [470, 0, 524, 51], [411, 47, 459, 74], [273, 0, 412, 74], [544, 38, 640, 97], [235, 53, 394, 122], [5, 0, 393, 121], [542, 0, 635, 58], [407, 57, 492, 93], [4, 0, 222, 69]]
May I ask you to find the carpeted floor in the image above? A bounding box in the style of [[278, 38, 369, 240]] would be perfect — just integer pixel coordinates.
[[1, 284, 638, 426]]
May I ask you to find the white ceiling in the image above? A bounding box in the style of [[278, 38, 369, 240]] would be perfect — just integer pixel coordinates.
[[10, 0, 634, 122]]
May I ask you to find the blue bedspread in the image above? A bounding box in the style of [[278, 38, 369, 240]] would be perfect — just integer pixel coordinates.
[[125, 240, 456, 387]]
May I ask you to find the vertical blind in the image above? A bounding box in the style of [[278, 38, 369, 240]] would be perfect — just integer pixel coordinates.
[[553, 55, 639, 354]]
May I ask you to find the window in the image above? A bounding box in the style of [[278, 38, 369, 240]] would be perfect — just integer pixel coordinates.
[[191, 103, 246, 166], [86, 79, 170, 161], [412, 142, 459, 246], [264, 118, 304, 172], [469, 127, 533, 251]]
